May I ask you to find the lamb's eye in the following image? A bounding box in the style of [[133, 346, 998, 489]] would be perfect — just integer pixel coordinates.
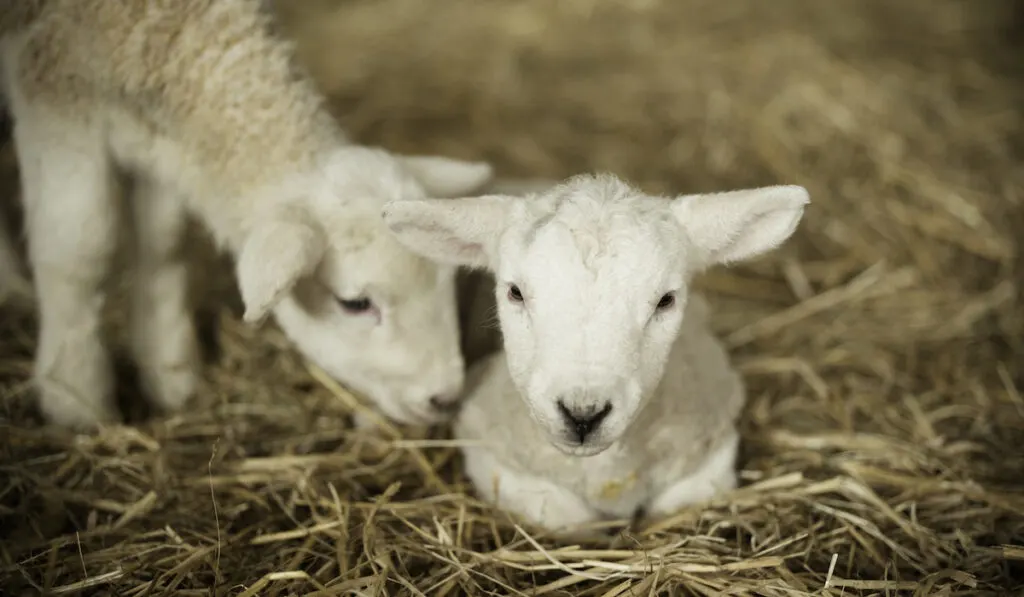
[[338, 297, 374, 313], [507, 284, 524, 303], [656, 292, 675, 310]]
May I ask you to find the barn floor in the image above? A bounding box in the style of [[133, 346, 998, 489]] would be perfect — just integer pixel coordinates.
[[2, 0, 1024, 594]]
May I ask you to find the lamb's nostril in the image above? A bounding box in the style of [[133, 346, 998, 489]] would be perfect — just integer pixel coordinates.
[[556, 400, 613, 444], [429, 393, 462, 413]]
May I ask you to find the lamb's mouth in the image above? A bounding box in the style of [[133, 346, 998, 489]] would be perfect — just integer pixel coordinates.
[[549, 437, 613, 457]]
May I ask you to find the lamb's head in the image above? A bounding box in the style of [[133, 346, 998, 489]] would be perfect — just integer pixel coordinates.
[[383, 173, 809, 454], [232, 146, 494, 426]]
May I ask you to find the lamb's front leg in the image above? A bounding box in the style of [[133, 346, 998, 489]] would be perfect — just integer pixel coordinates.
[[461, 444, 601, 532], [15, 114, 119, 428], [127, 176, 200, 414], [646, 432, 740, 518]]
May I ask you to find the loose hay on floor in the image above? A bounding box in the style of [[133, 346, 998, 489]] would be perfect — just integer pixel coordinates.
[[2, 0, 1024, 594]]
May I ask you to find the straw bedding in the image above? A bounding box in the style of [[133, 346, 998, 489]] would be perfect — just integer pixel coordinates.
[[2, 0, 1023, 594]]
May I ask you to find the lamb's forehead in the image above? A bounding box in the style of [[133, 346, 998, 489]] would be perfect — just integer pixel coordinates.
[[317, 148, 426, 249], [369, 239, 447, 297], [323, 227, 448, 298], [511, 174, 683, 270], [324, 147, 424, 207]]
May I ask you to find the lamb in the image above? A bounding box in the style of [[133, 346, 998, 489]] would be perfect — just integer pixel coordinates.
[[383, 173, 809, 531], [0, 0, 495, 430]]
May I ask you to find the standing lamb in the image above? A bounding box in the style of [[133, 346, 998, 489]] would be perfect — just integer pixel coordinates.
[[0, 0, 494, 430], [383, 173, 809, 530]]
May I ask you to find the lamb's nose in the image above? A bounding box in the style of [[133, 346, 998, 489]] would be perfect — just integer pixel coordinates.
[[557, 400, 613, 443]]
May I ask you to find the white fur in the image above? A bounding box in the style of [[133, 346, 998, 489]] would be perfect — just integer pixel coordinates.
[[0, 0, 495, 429], [384, 173, 808, 530]]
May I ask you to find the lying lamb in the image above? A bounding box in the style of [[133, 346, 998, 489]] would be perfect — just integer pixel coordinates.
[[0, 0, 493, 429], [384, 173, 809, 530]]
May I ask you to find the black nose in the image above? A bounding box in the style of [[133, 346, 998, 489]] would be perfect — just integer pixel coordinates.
[[557, 400, 613, 443], [429, 394, 462, 414]]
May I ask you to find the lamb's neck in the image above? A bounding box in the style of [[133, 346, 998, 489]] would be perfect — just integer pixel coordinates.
[[178, 82, 346, 203]]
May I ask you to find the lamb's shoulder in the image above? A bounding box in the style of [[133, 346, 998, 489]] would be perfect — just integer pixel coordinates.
[[9, 0, 156, 104]]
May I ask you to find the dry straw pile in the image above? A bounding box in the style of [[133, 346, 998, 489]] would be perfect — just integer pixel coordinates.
[[2, 0, 1023, 594]]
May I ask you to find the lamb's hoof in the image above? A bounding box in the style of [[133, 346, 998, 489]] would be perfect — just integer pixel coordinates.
[[141, 361, 199, 414], [36, 379, 121, 431]]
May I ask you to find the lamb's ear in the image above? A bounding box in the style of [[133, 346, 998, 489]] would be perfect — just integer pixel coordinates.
[[236, 216, 327, 324], [382, 194, 513, 269], [398, 155, 494, 198], [671, 185, 809, 266]]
